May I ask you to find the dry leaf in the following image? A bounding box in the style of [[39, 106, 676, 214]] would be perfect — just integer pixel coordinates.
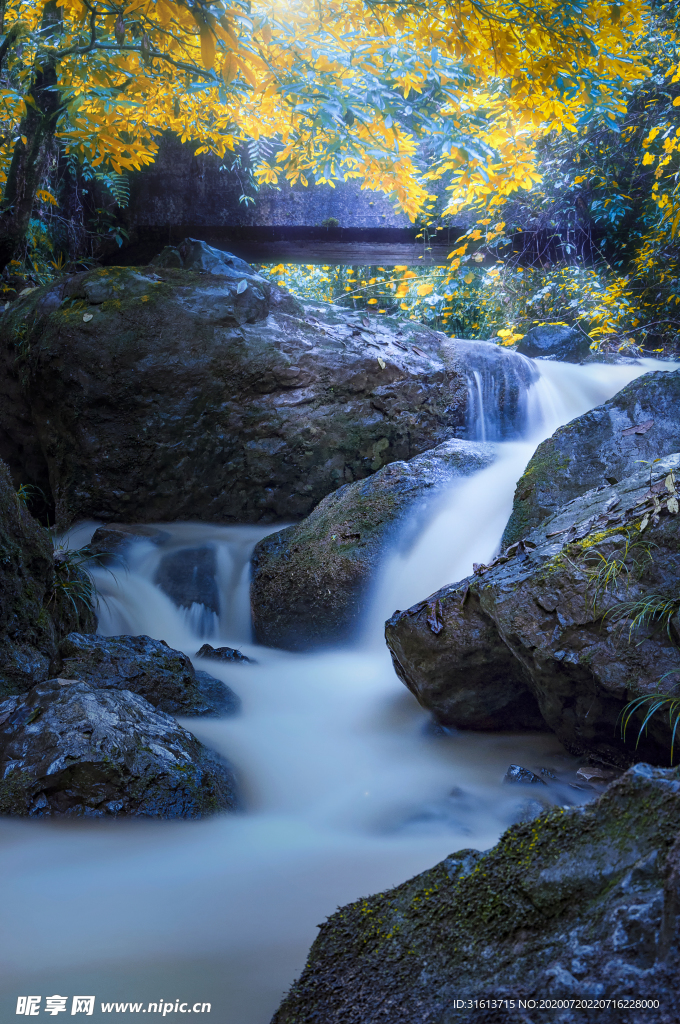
[[668, 496, 679, 515], [236, 280, 248, 294], [621, 418, 654, 436], [640, 514, 649, 531], [665, 472, 677, 494], [82, 313, 93, 322], [377, 356, 386, 369]]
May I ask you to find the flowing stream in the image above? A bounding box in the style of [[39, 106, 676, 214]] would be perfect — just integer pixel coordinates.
[[0, 356, 677, 1022]]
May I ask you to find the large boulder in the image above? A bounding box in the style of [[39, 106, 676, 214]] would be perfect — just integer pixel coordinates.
[[0, 459, 94, 699], [0, 678, 237, 817], [503, 368, 680, 547], [0, 251, 538, 528], [251, 439, 496, 650], [272, 763, 680, 1024], [53, 633, 237, 716], [386, 453, 680, 766], [515, 323, 592, 363]]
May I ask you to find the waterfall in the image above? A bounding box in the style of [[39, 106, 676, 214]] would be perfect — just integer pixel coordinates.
[[2, 354, 678, 1024]]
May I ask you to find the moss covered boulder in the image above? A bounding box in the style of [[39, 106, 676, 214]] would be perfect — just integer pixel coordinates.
[[273, 763, 680, 1024], [0, 257, 477, 528], [251, 439, 495, 650], [0, 678, 237, 817], [502, 368, 680, 547], [387, 453, 680, 766], [0, 459, 94, 698]]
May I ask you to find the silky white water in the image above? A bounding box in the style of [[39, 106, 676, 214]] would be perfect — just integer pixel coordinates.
[[0, 356, 676, 1022]]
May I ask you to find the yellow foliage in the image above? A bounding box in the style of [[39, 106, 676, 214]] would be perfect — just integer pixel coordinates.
[[0, 0, 655, 228]]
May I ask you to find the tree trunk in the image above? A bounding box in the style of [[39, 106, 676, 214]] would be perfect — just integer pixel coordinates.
[[0, 2, 63, 271]]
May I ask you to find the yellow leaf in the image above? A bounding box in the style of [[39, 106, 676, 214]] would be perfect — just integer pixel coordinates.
[[464, 273, 474, 284], [222, 52, 238, 84], [200, 29, 215, 70]]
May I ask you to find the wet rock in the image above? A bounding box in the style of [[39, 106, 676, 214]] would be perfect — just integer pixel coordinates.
[[0, 460, 95, 699], [195, 643, 253, 664], [0, 255, 539, 528], [503, 764, 546, 785], [269, 283, 305, 318], [272, 764, 680, 1024], [0, 678, 237, 817], [54, 633, 230, 716], [387, 453, 680, 766], [88, 523, 171, 559], [194, 670, 241, 716], [503, 367, 680, 547], [251, 439, 496, 651], [515, 324, 592, 363], [154, 546, 220, 615], [386, 576, 546, 731]]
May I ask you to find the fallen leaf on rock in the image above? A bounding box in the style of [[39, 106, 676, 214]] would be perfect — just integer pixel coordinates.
[[377, 356, 386, 369], [82, 313, 93, 322], [621, 418, 654, 436], [362, 316, 370, 327], [412, 346, 426, 357], [668, 496, 679, 514], [236, 279, 248, 294]]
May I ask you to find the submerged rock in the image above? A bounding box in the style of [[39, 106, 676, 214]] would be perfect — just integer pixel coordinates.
[[386, 454, 680, 766], [250, 439, 496, 651], [194, 643, 253, 664], [54, 633, 236, 716], [272, 764, 680, 1024], [0, 248, 540, 528], [516, 324, 592, 363], [503, 764, 546, 785], [0, 678, 237, 817], [154, 545, 220, 616], [0, 459, 95, 699], [502, 367, 680, 547]]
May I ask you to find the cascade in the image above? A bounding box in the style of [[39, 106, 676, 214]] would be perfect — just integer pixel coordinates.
[[1, 354, 678, 1023]]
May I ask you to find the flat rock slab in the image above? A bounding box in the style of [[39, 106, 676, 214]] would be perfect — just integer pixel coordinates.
[[251, 439, 496, 651], [387, 453, 680, 765], [272, 764, 680, 1024], [0, 679, 238, 817], [55, 633, 237, 716]]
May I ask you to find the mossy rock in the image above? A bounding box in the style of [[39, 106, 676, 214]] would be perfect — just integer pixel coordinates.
[[273, 763, 680, 1024]]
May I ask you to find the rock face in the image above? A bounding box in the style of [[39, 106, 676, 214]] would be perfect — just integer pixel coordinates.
[[0, 678, 237, 817], [0, 248, 539, 528], [515, 324, 592, 363], [251, 440, 496, 650], [273, 763, 680, 1024], [0, 459, 95, 699], [54, 633, 236, 716], [386, 454, 680, 766], [503, 368, 680, 547]]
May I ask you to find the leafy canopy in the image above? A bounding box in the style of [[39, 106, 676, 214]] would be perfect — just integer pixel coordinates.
[[0, 0, 653, 222]]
